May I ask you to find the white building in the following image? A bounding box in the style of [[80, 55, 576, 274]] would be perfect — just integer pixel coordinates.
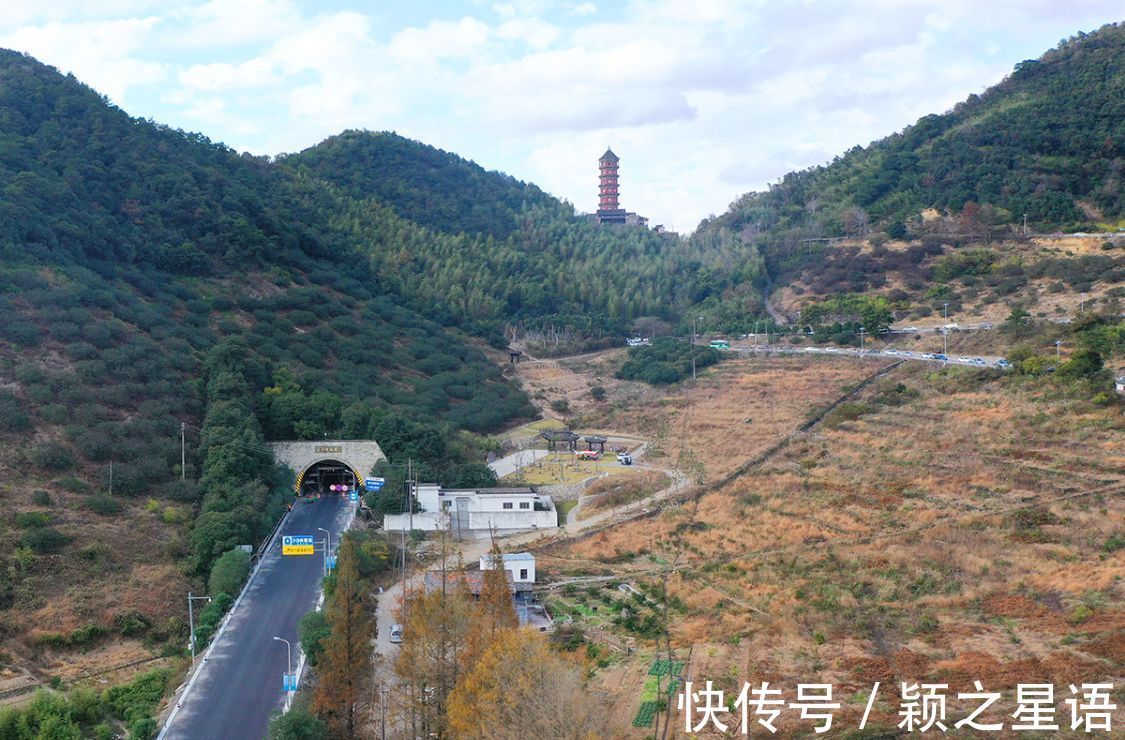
[[480, 552, 536, 584], [383, 485, 557, 534]]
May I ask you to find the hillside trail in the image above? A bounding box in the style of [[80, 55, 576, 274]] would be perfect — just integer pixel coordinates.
[[565, 441, 689, 526], [762, 273, 791, 325]]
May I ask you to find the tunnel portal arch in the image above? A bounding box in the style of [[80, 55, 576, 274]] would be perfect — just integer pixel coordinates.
[[268, 440, 386, 494]]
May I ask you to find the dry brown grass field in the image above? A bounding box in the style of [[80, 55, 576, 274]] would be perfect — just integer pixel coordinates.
[[773, 235, 1122, 326], [540, 358, 1123, 735], [0, 452, 190, 691]]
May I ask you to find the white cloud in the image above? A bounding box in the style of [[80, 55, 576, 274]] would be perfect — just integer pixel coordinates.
[[0, 17, 166, 103], [496, 17, 560, 49], [1, 0, 1122, 228], [389, 17, 491, 65], [167, 0, 305, 48], [179, 57, 277, 91]]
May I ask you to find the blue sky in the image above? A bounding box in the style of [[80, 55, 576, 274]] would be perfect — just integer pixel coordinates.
[[1, 1, 1120, 231]]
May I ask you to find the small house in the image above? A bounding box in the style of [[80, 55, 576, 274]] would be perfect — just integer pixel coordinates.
[[480, 552, 536, 584]]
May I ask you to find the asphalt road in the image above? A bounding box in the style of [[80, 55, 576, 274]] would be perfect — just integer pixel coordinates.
[[488, 448, 551, 478], [161, 496, 352, 740], [733, 343, 1009, 368]]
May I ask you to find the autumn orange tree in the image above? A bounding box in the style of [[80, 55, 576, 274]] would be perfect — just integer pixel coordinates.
[[312, 536, 374, 738], [394, 571, 475, 738], [463, 539, 518, 668], [446, 628, 602, 739]]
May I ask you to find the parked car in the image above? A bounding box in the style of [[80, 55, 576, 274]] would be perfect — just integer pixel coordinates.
[[997, 359, 1012, 369], [390, 624, 403, 643], [576, 450, 599, 460], [617, 453, 633, 466]]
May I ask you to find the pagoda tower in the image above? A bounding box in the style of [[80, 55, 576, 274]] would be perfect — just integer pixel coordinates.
[[598, 148, 620, 212], [596, 148, 629, 224]]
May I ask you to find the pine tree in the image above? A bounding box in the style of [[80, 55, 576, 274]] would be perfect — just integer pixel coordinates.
[[312, 537, 373, 738]]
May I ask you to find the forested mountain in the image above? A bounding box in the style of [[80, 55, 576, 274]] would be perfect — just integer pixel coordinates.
[[0, 49, 535, 646], [287, 132, 766, 338], [284, 130, 565, 239], [704, 22, 1125, 245]]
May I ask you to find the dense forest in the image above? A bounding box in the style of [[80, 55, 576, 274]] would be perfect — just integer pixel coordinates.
[[286, 132, 766, 337], [0, 49, 537, 646], [698, 22, 1125, 266]]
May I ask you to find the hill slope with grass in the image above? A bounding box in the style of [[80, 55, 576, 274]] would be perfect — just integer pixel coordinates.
[[285, 131, 766, 342], [706, 22, 1124, 242], [0, 48, 535, 689], [678, 24, 1125, 339]]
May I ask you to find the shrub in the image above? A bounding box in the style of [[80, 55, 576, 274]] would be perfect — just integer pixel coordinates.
[[85, 496, 122, 516], [103, 668, 170, 724], [0, 390, 31, 432], [298, 610, 330, 666], [31, 490, 52, 506], [589, 386, 607, 401], [16, 511, 52, 528], [164, 479, 201, 502], [192, 593, 235, 651], [128, 717, 158, 739], [268, 705, 327, 739], [21, 527, 71, 553], [114, 610, 153, 637], [29, 441, 74, 471], [57, 476, 90, 493], [549, 399, 570, 414], [208, 548, 251, 597]]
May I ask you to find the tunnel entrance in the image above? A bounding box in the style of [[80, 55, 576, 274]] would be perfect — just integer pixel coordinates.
[[299, 459, 358, 497]]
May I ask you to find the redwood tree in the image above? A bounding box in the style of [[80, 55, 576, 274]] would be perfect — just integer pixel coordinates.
[[312, 537, 373, 738]]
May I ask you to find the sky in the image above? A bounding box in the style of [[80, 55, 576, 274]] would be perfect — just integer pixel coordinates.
[[1, 2, 1120, 232]]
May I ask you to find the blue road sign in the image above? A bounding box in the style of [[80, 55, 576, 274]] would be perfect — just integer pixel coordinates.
[[282, 535, 315, 556], [364, 477, 385, 492], [349, 491, 358, 502], [283, 673, 297, 692], [327, 556, 337, 570]]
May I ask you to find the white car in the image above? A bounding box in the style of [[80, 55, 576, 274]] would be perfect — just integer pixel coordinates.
[[390, 624, 403, 643], [958, 356, 972, 363], [804, 347, 818, 352], [885, 349, 900, 356]]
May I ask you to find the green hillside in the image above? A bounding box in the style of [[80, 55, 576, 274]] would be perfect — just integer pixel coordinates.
[[283, 130, 565, 239], [707, 22, 1125, 242], [287, 132, 766, 339], [0, 49, 534, 650]]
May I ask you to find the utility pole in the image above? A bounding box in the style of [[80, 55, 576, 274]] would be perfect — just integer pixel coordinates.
[[943, 302, 950, 360], [1055, 340, 1062, 363], [1023, 213, 1028, 234], [380, 685, 388, 740], [691, 356, 696, 380], [187, 593, 211, 660], [858, 327, 866, 358], [180, 422, 186, 480]]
